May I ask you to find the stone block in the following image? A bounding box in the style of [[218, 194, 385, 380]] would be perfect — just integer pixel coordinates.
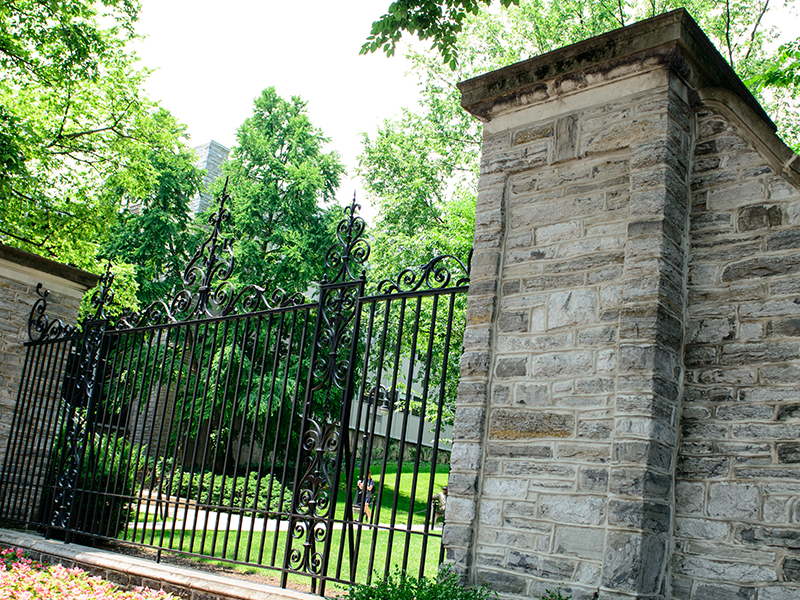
[[452, 406, 485, 441], [579, 467, 609, 492], [674, 554, 775, 583], [522, 273, 585, 292], [446, 497, 477, 524], [722, 255, 800, 282], [536, 221, 582, 245], [513, 123, 553, 146], [675, 517, 729, 541], [489, 409, 574, 440], [614, 417, 676, 446], [693, 582, 756, 599], [609, 467, 672, 498], [457, 381, 487, 405], [498, 311, 529, 333], [760, 587, 800, 600], [578, 419, 612, 440], [538, 494, 605, 525], [735, 524, 800, 548], [677, 456, 729, 479], [554, 525, 605, 560], [442, 523, 475, 547], [494, 356, 528, 378], [487, 442, 553, 459], [482, 143, 549, 175], [504, 461, 576, 479], [602, 531, 666, 594], [460, 351, 490, 378], [475, 569, 527, 594], [778, 443, 800, 463], [515, 383, 549, 406], [482, 477, 529, 498], [738, 204, 782, 231], [507, 550, 577, 580], [608, 499, 671, 534], [548, 289, 599, 330], [450, 442, 482, 471], [531, 351, 593, 378]]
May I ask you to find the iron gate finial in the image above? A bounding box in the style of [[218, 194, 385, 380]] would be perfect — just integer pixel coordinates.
[[324, 192, 370, 284], [181, 178, 235, 316]]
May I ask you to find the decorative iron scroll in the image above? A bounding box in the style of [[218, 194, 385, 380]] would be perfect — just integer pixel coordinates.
[[287, 198, 369, 582], [287, 418, 339, 575], [27, 262, 115, 343], [28, 284, 76, 342], [89, 261, 116, 320], [174, 180, 236, 318], [49, 318, 106, 530], [376, 252, 471, 294], [324, 194, 370, 284]]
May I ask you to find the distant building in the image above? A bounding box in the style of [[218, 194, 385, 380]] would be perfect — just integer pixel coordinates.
[[189, 140, 230, 215]]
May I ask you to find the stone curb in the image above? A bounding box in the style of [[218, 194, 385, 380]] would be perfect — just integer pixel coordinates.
[[0, 529, 319, 600]]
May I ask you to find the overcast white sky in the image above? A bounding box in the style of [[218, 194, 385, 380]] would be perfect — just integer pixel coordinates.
[[131, 1, 421, 215], [131, 1, 799, 216]]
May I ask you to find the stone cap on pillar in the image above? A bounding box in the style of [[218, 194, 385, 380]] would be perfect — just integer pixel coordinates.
[[458, 8, 774, 132], [0, 242, 100, 296]]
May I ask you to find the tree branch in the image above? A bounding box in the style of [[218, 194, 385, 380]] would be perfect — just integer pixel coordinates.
[[725, 0, 734, 68], [743, 0, 770, 66]]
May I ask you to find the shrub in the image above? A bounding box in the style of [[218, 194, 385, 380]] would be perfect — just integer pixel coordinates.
[[166, 471, 285, 514], [345, 568, 497, 600], [40, 414, 150, 541]]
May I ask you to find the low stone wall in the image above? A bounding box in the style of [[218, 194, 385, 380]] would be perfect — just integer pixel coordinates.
[[0, 528, 316, 600], [448, 9, 800, 600], [0, 244, 98, 467]]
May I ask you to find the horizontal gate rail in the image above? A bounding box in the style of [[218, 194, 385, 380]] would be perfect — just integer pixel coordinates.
[[0, 189, 469, 596]]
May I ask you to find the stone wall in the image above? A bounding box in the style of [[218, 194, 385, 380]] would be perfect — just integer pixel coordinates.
[[448, 9, 800, 600], [0, 244, 98, 468]]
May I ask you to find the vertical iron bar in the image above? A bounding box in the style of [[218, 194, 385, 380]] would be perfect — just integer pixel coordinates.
[[384, 295, 423, 577], [406, 293, 440, 576], [227, 314, 263, 557], [16, 340, 59, 524], [148, 324, 182, 546], [164, 320, 201, 552]]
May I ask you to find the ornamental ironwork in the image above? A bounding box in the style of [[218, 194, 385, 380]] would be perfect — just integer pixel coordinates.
[[4, 186, 471, 596]]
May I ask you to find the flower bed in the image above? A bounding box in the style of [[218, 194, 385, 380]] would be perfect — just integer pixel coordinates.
[[0, 547, 176, 599]]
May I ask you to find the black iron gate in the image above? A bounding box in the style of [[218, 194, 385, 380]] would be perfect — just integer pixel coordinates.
[[0, 191, 469, 595]]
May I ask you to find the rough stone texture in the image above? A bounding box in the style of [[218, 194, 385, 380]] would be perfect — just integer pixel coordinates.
[[675, 98, 800, 599], [451, 8, 800, 600], [0, 246, 96, 474]]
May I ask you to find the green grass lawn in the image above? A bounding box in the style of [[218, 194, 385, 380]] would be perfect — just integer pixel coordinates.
[[333, 461, 450, 527], [120, 461, 449, 589], [126, 524, 442, 588]]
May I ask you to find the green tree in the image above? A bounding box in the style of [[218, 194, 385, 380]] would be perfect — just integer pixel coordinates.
[[361, 0, 520, 68], [0, 0, 188, 269], [101, 111, 205, 306], [363, 0, 780, 73], [215, 87, 346, 293]]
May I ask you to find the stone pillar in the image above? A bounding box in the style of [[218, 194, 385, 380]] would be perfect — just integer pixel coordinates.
[[448, 9, 800, 600]]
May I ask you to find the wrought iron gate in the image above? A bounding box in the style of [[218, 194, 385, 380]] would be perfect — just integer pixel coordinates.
[[0, 191, 469, 595]]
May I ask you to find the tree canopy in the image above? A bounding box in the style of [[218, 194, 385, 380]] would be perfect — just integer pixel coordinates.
[[101, 111, 205, 306], [0, 0, 193, 270], [363, 0, 790, 73], [212, 87, 346, 294]]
